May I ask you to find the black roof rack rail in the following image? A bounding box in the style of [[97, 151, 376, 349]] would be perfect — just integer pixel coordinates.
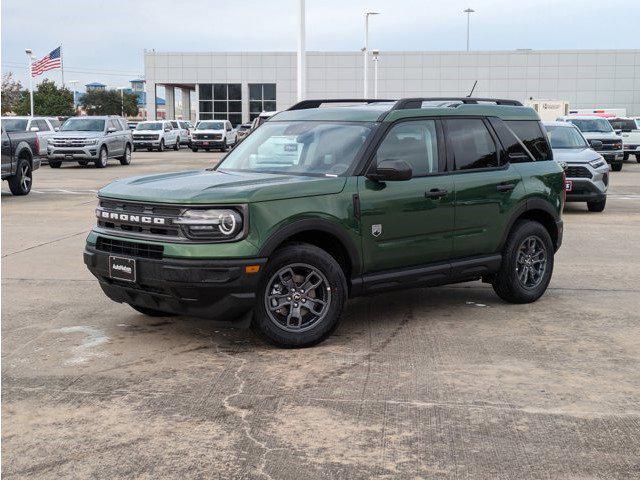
[[390, 97, 523, 110], [287, 98, 396, 111]]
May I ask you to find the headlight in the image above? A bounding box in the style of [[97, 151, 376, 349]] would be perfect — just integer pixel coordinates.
[[84, 139, 98, 145], [589, 158, 606, 169], [174, 208, 244, 240]]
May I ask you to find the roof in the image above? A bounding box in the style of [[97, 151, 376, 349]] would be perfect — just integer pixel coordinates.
[[543, 121, 578, 127], [274, 103, 540, 123]]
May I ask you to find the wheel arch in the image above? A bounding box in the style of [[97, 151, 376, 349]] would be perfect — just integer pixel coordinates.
[[258, 219, 362, 280], [499, 198, 561, 252]]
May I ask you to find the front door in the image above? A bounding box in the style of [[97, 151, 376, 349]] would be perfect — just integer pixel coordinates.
[[1, 129, 12, 176], [358, 119, 455, 273]]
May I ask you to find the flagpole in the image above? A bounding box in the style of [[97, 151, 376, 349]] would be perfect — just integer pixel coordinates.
[[60, 45, 65, 88], [25, 49, 34, 117]]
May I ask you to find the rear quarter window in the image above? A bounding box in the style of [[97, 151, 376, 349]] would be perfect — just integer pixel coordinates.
[[504, 120, 552, 161]]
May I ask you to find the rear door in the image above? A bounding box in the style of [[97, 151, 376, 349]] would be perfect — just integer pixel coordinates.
[[107, 119, 123, 155], [445, 117, 523, 258], [358, 118, 455, 272], [1, 129, 12, 176]]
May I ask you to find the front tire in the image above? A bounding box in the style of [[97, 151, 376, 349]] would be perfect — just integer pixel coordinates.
[[636, 154, 640, 163], [587, 198, 606, 212], [8, 157, 32, 195], [49, 161, 62, 168], [252, 243, 347, 348], [78, 160, 88, 166], [191, 147, 199, 152], [611, 161, 623, 172], [129, 304, 177, 317], [623, 153, 629, 162], [119, 144, 132, 165], [492, 220, 554, 304], [157, 139, 165, 152], [95, 146, 108, 168]]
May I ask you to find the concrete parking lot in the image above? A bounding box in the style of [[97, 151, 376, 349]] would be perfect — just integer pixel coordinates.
[[2, 150, 640, 479]]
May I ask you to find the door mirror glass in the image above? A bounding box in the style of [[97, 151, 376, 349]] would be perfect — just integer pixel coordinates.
[[367, 159, 413, 181]]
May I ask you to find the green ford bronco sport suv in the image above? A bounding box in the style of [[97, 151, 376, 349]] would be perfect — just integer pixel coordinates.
[[84, 97, 564, 347]]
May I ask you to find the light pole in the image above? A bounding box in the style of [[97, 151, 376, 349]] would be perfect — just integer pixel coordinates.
[[69, 80, 78, 113], [363, 11, 379, 98], [25, 49, 34, 117], [463, 8, 475, 52], [372, 49, 380, 99], [297, 0, 306, 102]]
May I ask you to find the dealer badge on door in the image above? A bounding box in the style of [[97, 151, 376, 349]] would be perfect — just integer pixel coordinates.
[[371, 224, 382, 237]]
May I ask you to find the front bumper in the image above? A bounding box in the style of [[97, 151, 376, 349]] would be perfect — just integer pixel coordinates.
[[623, 144, 640, 154], [84, 244, 267, 321], [192, 139, 224, 148], [596, 149, 623, 162], [133, 140, 161, 148], [566, 179, 607, 202], [47, 146, 98, 160]]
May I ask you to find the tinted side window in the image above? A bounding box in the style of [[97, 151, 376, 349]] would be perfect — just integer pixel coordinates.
[[487, 117, 531, 163], [36, 119, 51, 131], [446, 119, 499, 170], [504, 120, 552, 161], [171, 121, 179, 128], [375, 120, 439, 177]]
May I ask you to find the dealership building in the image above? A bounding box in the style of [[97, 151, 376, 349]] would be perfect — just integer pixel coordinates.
[[143, 49, 640, 124]]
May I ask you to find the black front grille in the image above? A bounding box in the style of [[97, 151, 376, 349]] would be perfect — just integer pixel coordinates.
[[96, 237, 163, 260], [565, 166, 592, 179], [193, 133, 222, 140], [133, 134, 159, 141], [99, 199, 181, 217], [592, 139, 623, 150], [51, 149, 87, 155], [97, 200, 183, 238]]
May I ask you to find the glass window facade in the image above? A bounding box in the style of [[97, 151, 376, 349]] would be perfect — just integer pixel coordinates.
[[249, 84, 277, 121], [199, 83, 242, 126]]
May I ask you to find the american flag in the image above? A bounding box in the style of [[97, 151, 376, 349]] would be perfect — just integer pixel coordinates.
[[31, 47, 62, 77]]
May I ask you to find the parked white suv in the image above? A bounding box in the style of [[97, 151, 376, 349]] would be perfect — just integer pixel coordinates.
[[557, 115, 624, 171], [132, 120, 180, 152], [1, 116, 60, 155], [169, 120, 193, 147], [191, 120, 237, 152], [608, 117, 640, 163]]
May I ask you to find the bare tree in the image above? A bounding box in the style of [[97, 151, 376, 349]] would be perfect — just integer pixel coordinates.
[[1, 72, 23, 114]]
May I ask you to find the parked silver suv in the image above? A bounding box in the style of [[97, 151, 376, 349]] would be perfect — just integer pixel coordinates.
[[544, 121, 609, 212], [47, 116, 132, 168]]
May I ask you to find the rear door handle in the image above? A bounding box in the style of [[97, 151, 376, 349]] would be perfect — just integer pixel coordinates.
[[496, 183, 516, 192], [425, 188, 448, 199]]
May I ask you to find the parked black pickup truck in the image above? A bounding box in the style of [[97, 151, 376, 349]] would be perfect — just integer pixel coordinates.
[[1, 126, 41, 195]]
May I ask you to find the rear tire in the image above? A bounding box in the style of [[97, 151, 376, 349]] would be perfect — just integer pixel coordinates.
[[636, 154, 640, 163], [173, 138, 180, 150], [492, 220, 554, 304], [119, 144, 132, 165], [191, 147, 198, 152], [49, 161, 62, 168], [611, 161, 623, 172], [8, 157, 32, 195], [623, 153, 629, 162], [587, 198, 606, 212], [252, 243, 347, 348], [78, 161, 88, 166], [129, 304, 177, 317], [157, 139, 165, 152], [95, 146, 108, 168]]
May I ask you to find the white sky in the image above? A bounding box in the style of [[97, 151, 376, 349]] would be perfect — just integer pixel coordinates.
[[2, 0, 638, 90]]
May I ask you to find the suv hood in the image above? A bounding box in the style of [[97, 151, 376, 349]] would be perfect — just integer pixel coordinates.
[[579, 131, 620, 140], [133, 130, 162, 135], [98, 169, 347, 204], [552, 148, 601, 164], [194, 129, 224, 134], [53, 131, 103, 139]]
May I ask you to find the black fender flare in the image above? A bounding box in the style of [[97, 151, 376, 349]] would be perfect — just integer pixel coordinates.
[[14, 142, 33, 166], [497, 197, 560, 251], [257, 218, 362, 275]]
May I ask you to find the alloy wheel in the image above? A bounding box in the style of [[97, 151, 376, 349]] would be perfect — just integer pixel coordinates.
[[264, 263, 332, 333], [20, 162, 31, 192], [515, 235, 547, 289]]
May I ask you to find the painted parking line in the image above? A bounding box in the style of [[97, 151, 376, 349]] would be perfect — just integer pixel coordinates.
[[30, 188, 98, 195]]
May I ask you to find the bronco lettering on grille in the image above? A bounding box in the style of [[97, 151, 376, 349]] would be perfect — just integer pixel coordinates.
[[96, 209, 166, 225]]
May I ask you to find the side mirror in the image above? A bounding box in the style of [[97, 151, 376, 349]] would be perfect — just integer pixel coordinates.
[[590, 140, 603, 150], [614, 129, 622, 135], [54, 127, 60, 131], [164, 127, 171, 132], [30, 126, 39, 132], [367, 159, 413, 182], [107, 127, 117, 133]]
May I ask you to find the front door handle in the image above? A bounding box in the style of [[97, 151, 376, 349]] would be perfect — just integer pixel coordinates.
[[496, 183, 516, 192], [425, 188, 448, 199]]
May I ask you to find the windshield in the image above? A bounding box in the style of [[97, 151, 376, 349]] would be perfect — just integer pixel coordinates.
[[136, 122, 162, 131], [217, 121, 373, 177], [567, 118, 613, 133], [60, 118, 105, 132], [608, 118, 637, 132], [546, 125, 588, 149], [238, 125, 251, 131], [2, 119, 28, 132], [197, 121, 224, 130]]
